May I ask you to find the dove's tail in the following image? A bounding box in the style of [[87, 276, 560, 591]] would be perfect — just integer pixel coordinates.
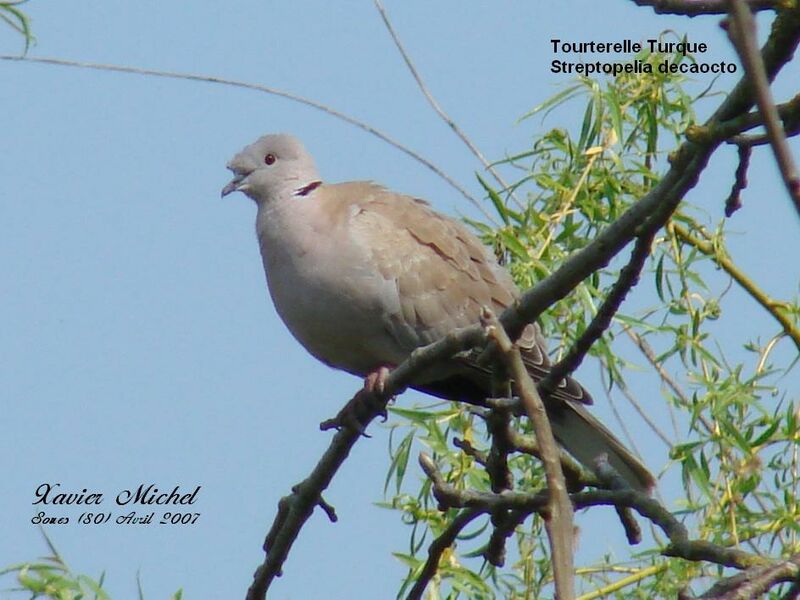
[[547, 401, 656, 493], [414, 374, 655, 492]]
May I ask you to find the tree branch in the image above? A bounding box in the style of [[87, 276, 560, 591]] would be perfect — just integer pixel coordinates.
[[727, 110, 800, 146], [725, 0, 800, 216], [483, 308, 575, 600], [421, 457, 773, 571], [504, 417, 592, 490], [692, 554, 800, 598], [630, 0, 777, 16], [708, 93, 800, 142], [404, 507, 484, 600], [246, 326, 487, 599], [484, 509, 530, 568], [484, 405, 515, 493], [539, 231, 657, 397], [725, 143, 752, 216]]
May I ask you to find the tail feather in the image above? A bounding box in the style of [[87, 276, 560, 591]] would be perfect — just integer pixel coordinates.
[[547, 401, 655, 493], [414, 372, 656, 493]]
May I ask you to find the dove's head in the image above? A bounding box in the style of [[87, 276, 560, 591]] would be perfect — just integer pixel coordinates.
[[221, 134, 320, 204]]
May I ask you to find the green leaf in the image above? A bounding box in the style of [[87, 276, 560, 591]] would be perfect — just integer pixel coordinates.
[[655, 254, 666, 302], [606, 87, 625, 147], [476, 173, 510, 225], [577, 97, 595, 152], [751, 418, 781, 447], [519, 82, 585, 121], [0, 1, 35, 52], [385, 430, 414, 494], [498, 229, 530, 261]]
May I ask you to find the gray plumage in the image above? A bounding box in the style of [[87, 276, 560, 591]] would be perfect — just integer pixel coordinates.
[[222, 133, 655, 492]]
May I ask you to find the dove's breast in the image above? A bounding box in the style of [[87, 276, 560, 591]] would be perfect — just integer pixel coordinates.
[[255, 196, 408, 376]]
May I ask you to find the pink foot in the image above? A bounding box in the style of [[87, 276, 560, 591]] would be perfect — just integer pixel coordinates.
[[363, 366, 391, 395], [320, 366, 394, 434]]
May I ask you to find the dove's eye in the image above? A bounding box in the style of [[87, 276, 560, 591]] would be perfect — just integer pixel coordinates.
[[264, 153, 276, 165]]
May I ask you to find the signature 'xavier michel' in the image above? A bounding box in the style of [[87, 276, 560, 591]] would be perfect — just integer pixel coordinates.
[[222, 133, 655, 492]]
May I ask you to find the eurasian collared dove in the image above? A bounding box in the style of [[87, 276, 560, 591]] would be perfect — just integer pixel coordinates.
[[222, 133, 655, 492]]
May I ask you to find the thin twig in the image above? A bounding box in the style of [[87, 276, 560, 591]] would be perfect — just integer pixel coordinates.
[[622, 325, 686, 438], [539, 231, 657, 396], [0, 54, 496, 223], [372, 0, 525, 211], [600, 368, 650, 460], [485, 405, 515, 493], [485, 509, 530, 567], [728, 113, 800, 146], [672, 222, 800, 349], [249, 390, 389, 598], [702, 93, 800, 143], [614, 375, 673, 448], [421, 453, 776, 570], [725, 0, 800, 216], [405, 507, 484, 600], [483, 308, 575, 600], [576, 564, 669, 600], [725, 143, 752, 216], [452, 437, 488, 466]]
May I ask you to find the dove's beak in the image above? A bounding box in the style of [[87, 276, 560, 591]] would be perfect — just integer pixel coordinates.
[[221, 174, 246, 198]]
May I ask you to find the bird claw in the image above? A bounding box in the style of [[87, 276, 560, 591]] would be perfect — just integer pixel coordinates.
[[330, 396, 373, 437], [363, 366, 391, 395], [320, 398, 370, 435], [320, 367, 393, 434]]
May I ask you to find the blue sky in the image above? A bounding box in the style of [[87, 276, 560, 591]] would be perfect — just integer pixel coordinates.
[[2, 2, 798, 598]]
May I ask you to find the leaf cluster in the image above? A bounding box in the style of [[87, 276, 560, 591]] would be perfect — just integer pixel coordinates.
[[385, 40, 799, 599]]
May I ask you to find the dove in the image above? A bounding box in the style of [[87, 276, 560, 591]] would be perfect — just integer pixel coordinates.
[[222, 133, 655, 492]]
